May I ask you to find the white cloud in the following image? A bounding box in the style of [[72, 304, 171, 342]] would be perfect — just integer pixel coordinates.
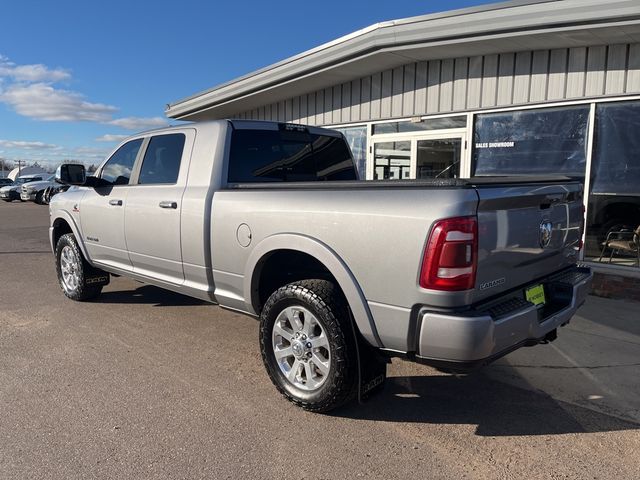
[[0, 82, 117, 122], [95, 134, 129, 142], [0, 139, 59, 150], [74, 146, 109, 155], [107, 116, 168, 130], [0, 55, 71, 83], [0, 55, 169, 136]]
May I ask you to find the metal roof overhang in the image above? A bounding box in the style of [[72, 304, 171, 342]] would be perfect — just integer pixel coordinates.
[[166, 0, 640, 121]]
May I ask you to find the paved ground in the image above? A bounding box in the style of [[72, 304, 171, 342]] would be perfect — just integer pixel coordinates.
[[1, 200, 639, 480]]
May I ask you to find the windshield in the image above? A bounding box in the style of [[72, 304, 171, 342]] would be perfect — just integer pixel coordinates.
[[17, 177, 40, 184]]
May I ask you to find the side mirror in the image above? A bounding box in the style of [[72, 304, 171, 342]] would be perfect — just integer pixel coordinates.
[[56, 164, 86, 185]]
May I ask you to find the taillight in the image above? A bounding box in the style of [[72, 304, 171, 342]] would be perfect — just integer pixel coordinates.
[[420, 216, 478, 291]]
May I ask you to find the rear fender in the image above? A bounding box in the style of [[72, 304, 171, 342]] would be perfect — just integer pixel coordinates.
[[244, 233, 383, 348]]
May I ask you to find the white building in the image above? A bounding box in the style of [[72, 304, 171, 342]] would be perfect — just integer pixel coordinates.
[[7, 165, 48, 181], [166, 0, 640, 296]]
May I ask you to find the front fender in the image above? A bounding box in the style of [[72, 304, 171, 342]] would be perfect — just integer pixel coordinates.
[[244, 233, 383, 348], [50, 209, 92, 265]]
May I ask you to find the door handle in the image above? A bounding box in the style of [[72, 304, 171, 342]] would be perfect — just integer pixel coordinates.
[[109, 199, 123, 206], [159, 201, 178, 209]]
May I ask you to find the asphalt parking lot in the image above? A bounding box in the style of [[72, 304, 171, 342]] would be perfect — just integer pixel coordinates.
[[1, 200, 639, 479]]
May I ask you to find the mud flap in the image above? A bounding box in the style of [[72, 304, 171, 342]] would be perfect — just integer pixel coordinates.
[[347, 307, 388, 402], [357, 339, 388, 402], [84, 264, 110, 287]]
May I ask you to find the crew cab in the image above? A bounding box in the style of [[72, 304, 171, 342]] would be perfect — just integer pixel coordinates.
[[49, 120, 592, 412]]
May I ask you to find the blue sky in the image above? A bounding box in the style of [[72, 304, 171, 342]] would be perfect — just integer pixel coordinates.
[[0, 0, 492, 169]]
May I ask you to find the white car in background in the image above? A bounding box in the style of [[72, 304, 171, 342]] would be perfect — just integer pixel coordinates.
[[20, 175, 57, 204], [0, 174, 46, 202]]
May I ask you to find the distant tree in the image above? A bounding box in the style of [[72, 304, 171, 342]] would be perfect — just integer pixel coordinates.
[[0, 158, 14, 170]]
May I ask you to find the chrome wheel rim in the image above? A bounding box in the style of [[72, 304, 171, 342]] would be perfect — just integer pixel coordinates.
[[272, 306, 331, 391], [60, 245, 81, 293]]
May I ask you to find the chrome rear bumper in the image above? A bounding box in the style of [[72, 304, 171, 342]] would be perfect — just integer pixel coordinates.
[[415, 266, 592, 369]]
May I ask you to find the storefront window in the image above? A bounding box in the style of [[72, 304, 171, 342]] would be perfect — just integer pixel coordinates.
[[585, 101, 640, 267], [333, 126, 367, 179], [473, 105, 589, 177]]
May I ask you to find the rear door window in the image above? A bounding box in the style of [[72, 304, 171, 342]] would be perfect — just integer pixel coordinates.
[[138, 134, 186, 184], [228, 127, 357, 183]]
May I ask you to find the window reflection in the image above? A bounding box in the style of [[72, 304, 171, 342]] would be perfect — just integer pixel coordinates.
[[473, 106, 589, 177]]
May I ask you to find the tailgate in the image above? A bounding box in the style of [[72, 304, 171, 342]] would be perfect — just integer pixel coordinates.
[[473, 181, 583, 303]]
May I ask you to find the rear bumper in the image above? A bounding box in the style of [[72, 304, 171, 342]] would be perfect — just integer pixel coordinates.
[[415, 266, 592, 370]]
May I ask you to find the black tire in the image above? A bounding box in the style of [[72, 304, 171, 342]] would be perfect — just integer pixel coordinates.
[[35, 191, 43, 205], [600, 218, 633, 243], [55, 233, 103, 301], [2, 199, 11, 202], [259, 279, 358, 412]]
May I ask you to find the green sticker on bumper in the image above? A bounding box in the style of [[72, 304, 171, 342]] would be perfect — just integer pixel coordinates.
[[526, 284, 546, 306]]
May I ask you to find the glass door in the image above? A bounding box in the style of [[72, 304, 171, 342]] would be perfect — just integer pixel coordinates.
[[371, 134, 464, 180], [415, 137, 462, 179], [373, 140, 411, 180]]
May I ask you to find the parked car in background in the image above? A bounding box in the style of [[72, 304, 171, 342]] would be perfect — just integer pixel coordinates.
[[42, 184, 69, 205], [20, 175, 57, 204], [0, 174, 45, 202], [0, 178, 13, 187]]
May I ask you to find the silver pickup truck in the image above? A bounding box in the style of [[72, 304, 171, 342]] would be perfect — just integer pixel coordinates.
[[50, 120, 592, 412]]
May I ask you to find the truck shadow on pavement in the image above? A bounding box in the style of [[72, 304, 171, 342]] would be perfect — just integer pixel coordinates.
[[334, 372, 640, 436], [96, 285, 208, 307]]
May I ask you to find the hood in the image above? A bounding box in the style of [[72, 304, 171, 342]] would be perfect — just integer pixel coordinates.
[[22, 180, 55, 190]]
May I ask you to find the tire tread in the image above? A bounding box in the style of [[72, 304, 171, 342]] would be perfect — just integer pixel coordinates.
[[259, 279, 357, 413], [55, 233, 103, 301]]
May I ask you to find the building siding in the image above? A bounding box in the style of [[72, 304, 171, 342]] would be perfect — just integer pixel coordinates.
[[235, 43, 640, 125]]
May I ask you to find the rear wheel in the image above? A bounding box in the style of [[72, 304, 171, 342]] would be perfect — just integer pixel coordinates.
[[259, 279, 358, 412], [55, 233, 103, 301]]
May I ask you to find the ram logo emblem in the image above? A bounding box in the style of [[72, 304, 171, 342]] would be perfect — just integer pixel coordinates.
[[539, 221, 553, 248]]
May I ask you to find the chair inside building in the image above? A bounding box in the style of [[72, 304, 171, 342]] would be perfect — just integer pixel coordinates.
[[598, 225, 640, 267]]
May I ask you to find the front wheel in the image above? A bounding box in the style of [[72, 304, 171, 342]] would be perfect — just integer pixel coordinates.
[[259, 279, 358, 412], [55, 233, 103, 301]]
